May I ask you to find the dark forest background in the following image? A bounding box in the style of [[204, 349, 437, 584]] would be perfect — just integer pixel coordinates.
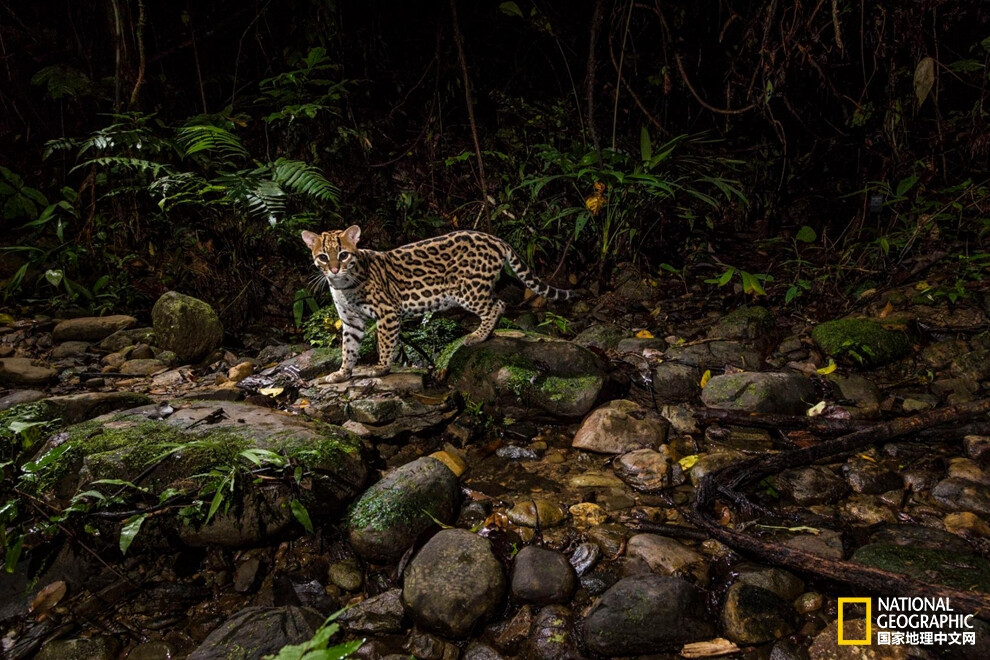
[[1, 0, 988, 334]]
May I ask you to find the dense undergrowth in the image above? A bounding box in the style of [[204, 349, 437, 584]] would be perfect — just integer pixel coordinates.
[[1, 1, 988, 332]]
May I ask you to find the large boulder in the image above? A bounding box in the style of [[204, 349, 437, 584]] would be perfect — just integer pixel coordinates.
[[348, 456, 460, 563], [30, 401, 367, 548], [442, 331, 604, 420], [152, 291, 224, 364], [187, 606, 324, 660], [583, 575, 715, 655], [402, 528, 506, 638]]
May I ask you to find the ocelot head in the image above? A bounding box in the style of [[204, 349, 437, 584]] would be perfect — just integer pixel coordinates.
[[301, 225, 361, 280]]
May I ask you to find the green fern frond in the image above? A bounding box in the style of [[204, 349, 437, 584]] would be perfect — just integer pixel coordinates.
[[177, 124, 248, 160], [270, 158, 339, 205], [70, 157, 173, 178], [31, 64, 93, 100]]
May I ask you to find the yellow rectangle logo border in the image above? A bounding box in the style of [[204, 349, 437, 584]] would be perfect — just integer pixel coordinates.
[[838, 597, 872, 645]]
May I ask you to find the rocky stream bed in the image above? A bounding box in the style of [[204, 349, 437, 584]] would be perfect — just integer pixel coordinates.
[[2, 280, 990, 660]]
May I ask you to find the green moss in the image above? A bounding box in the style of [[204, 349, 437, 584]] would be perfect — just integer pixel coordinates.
[[348, 471, 442, 532], [851, 543, 990, 593], [811, 318, 912, 368]]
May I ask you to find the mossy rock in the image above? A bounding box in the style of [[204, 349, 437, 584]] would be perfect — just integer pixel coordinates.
[[152, 291, 224, 364], [851, 542, 990, 593], [811, 318, 911, 368], [348, 456, 460, 563], [443, 331, 605, 420], [709, 306, 773, 343], [31, 401, 367, 547]]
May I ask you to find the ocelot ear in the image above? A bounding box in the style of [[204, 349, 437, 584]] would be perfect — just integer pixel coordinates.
[[342, 225, 361, 246], [301, 230, 320, 249]]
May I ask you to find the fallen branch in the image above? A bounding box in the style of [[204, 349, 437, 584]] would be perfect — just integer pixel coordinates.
[[687, 399, 990, 618]]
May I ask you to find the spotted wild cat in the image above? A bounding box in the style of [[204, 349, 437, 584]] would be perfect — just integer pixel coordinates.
[[302, 225, 574, 383]]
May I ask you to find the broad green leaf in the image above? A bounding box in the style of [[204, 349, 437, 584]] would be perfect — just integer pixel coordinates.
[[640, 126, 652, 162], [785, 285, 800, 304], [206, 489, 225, 523], [895, 175, 918, 198], [290, 499, 314, 534], [740, 270, 766, 296], [5, 535, 23, 573], [119, 513, 148, 554], [7, 420, 49, 435], [44, 269, 64, 287], [795, 225, 817, 243], [717, 268, 734, 286], [498, 1, 523, 18]]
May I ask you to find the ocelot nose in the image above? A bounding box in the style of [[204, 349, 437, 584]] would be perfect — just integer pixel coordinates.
[[330, 267, 339, 274]]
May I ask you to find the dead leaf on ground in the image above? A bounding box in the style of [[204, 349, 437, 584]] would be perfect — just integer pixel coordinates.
[[29, 581, 66, 620]]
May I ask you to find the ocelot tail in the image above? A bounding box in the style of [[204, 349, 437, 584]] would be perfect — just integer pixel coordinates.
[[302, 225, 575, 383]]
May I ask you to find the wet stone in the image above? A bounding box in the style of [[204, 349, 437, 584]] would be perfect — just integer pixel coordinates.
[[35, 636, 121, 660], [777, 466, 849, 505], [119, 358, 166, 376], [568, 542, 601, 576], [526, 605, 583, 660], [572, 399, 669, 454], [348, 456, 460, 563], [702, 371, 817, 415], [509, 546, 577, 605], [664, 341, 764, 372], [808, 619, 908, 659], [947, 457, 989, 484], [585, 523, 631, 559], [841, 456, 903, 494], [338, 588, 405, 634], [721, 582, 796, 645], [0, 357, 57, 386], [507, 498, 566, 528], [582, 575, 715, 655], [932, 477, 990, 517], [613, 446, 683, 490], [233, 557, 262, 593], [964, 435, 990, 463], [840, 494, 897, 525], [689, 450, 746, 486], [651, 362, 701, 401], [780, 528, 844, 559], [733, 562, 805, 601], [626, 533, 709, 585], [404, 630, 458, 660], [52, 315, 137, 342], [402, 528, 505, 638], [704, 424, 774, 453], [328, 558, 363, 592], [51, 341, 90, 358], [187, 606, 324, 660], [0, 389, 47, 411]]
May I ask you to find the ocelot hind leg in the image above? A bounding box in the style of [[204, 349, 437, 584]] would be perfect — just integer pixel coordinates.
[[461, 294, 506, 347]]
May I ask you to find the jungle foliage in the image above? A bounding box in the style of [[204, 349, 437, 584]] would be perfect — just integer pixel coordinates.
[[1, 1, 988, 327]]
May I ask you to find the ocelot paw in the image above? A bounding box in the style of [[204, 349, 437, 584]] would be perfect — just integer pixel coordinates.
[[367, 364, 390, 378], [461, 333, 485, 347], [325, 369, 352, 384]]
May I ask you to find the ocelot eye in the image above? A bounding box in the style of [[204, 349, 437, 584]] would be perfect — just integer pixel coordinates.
[[338, 251, 351, 260], [317, 254, 329, 263]]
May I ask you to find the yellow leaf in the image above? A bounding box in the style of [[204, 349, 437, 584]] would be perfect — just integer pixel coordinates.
[[879, 301, 894, 319], [858, 454, 877, 462], [915, 280, 931, 291], [806, 400, 827, 417], [635, 329, 654, 339], [816, 359, 837, 375], [678, 454, 700, 470], [700, 369, 711, 388], [259, 387, 283, 397], [858, 288, 876, 299], [334, 318, 343, 331]]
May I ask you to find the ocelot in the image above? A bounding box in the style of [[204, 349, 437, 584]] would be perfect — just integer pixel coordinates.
[[302, 225, 574, 383]]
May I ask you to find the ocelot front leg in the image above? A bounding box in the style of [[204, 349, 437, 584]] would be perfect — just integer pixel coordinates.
[[326, 317, 366, 384], [366, 308, 401, 378]]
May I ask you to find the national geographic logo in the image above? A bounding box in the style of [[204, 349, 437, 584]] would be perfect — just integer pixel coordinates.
[[837, 597, 977, 647]]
